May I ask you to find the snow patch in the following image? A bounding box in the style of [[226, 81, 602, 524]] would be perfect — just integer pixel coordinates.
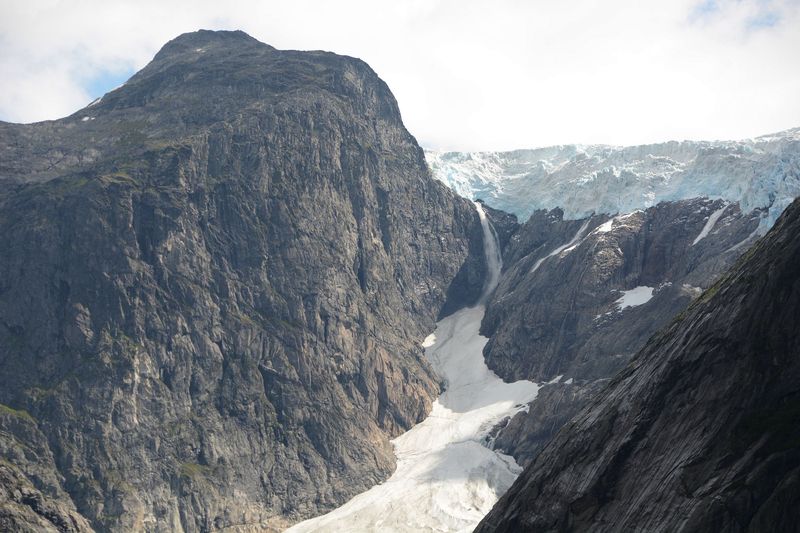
[[287, 306, 540, 533], [615, 286, 654, 310], [287, 202, 538, 533], [421, 334, 437, 348], [530, 219, 591, 274], [595, 219, 614, 233], [692, 203, 728, 245]]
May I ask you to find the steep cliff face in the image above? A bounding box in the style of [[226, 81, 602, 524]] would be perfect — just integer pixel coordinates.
[[476, 198, 800, 533], [0, 30, 486, 531], [481, 198, 762, 465]]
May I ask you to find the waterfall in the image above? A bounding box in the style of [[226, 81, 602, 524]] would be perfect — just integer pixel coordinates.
[[286, 200, 540, 533], [475, 201, 502, 303]]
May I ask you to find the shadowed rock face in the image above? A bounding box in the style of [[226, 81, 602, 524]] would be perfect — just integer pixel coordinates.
[[480, 198, 763, 465], [476, 198, 800, 533], [0, 30, 487, 531], [484, 199, 761, 384]]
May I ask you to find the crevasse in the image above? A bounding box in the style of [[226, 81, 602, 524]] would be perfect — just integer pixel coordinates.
[[427, 128, 800, 231]]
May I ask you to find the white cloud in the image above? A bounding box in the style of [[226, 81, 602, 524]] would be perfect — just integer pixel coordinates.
[[0, 0, 798, 150]]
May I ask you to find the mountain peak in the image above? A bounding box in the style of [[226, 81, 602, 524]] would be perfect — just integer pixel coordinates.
[[153, 29, 269, 61]]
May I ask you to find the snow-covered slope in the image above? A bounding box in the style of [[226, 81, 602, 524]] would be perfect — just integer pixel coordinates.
[[286, 306, 540, 533], [427, 128, 800, 230]]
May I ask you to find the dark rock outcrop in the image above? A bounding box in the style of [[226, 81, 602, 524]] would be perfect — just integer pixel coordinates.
[[483, 198, 762, 465], [476, 197, 800, 532], [0, 30, 487, 531], [0, 408, 94, 532]]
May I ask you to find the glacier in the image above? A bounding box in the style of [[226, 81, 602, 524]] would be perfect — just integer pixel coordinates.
[[285, 130, 800, 532], [427, 128, 800, 230]]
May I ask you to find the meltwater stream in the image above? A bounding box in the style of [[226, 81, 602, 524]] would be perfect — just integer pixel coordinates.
[[287, 202, 539, 533]]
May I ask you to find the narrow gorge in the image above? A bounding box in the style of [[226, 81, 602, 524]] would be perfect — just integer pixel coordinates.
[[288, 202, 539, 532]]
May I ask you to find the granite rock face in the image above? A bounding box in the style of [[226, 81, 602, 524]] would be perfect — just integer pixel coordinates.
[[482, 198, 762, 465], [0, 409, 94, 532], [0, 30, 487, 531], [476, 197, 800, 533]]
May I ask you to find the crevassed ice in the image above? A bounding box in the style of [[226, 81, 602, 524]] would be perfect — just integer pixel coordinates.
[[426, 128, 800, 231]]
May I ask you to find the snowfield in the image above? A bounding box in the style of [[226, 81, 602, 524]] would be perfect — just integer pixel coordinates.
[[427, 128, 800, 230], [287, 203, 539, 533], [615, 286, 655, 310], [286, 305, 540, 533]]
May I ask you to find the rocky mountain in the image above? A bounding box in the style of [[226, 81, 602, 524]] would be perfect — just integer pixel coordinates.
[[2, 27, 797, 533], [475, 195, 800, 533], [427, 129, 800, 230], [427, 133, 799, 473], [474, 197, 760, 466], [0, 30, 489, 531]]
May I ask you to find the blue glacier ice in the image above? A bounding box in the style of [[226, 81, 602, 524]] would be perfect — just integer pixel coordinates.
[[427, 128, 800, 231]]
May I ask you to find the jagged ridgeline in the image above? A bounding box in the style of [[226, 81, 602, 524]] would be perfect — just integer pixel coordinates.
[[0, 30, 490, 531]]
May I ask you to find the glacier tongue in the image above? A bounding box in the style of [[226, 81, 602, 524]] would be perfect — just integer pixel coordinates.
[[427, 127, 800, 230], [286, 203, 539, 533], [286, 306, 539, 533]]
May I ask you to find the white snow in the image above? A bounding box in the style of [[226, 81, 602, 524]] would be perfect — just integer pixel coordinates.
[[595, 219, 614, 233], [692, 203, 728, 245], [286, 305, 540, 533], [530, 219, 590, 274], [87, 96, 102, 107], [615, 286, 655, 310], [287, 203, 539, 533], [426, 127, 800, 232]]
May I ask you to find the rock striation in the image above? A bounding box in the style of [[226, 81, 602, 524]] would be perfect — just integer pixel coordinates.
[[481, 198, 763, 465], [0, 30, 487, 531], [476, 197, 800, 532]]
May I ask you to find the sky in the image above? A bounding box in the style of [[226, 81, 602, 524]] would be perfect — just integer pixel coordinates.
[[0, 0, 798, 151]]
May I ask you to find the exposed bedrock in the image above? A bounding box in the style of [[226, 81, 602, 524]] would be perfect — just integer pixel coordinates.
[[477, 196, 800, 533], [0, 30, 488, 531], [481, 198, 763, 465]]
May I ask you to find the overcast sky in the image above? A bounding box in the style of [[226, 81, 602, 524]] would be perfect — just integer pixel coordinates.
[[1, 0, 798, 150]]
